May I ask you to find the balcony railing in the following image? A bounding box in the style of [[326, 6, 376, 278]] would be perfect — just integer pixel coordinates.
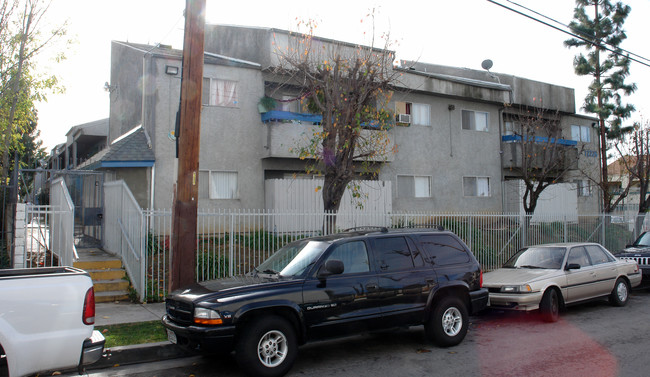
[[261, 110, 322, 124], [501, 134, 577, 146]]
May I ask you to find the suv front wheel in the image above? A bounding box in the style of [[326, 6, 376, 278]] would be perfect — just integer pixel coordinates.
[[425, 295, 468, 347], [235, 315, 298, 377]]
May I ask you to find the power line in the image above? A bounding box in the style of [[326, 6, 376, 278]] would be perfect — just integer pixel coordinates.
[[505, 0, 650, 64], [487, 0, 650, 69]]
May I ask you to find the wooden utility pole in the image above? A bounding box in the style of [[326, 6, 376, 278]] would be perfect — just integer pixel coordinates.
[[170, 0, 205, 291]]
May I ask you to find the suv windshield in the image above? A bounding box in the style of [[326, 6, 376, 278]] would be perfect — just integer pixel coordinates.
[[633, 232, 650, 247], [503, 246, 566, 269], [256, 239, 330, 277]]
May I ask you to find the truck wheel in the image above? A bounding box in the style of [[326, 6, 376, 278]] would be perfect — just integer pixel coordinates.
[[425, 296, 468, 347], [540, 288, 559, 322], [235, 315, 297, 377], [609, 278, 629, 307]]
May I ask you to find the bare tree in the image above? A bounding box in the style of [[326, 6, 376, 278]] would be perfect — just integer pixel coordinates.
[[271, 17, 400, 230], [504, 105, 583, 216]]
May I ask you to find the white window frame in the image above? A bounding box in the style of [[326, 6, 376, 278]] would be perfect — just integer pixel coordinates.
[[462, 110, 489, 132], [200, 170, 238, 199], [463, 176, 491, 197], [575, 179, 592, 197], [397, 175, 432, 198], [202, 78, 239, 107], [571, 125, 591, 143], [395, 101, 431, 126], [412, 103, 431, 126]]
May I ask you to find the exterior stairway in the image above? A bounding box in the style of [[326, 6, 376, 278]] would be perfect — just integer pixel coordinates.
[[74, 248, 130, 303]]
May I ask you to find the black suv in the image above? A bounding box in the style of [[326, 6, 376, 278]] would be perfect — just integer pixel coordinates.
[[617, 231, 650, 288], [162, 227, 488, 377]]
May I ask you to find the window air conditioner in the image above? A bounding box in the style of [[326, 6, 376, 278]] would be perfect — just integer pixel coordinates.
[[397, 113, 411, 124]]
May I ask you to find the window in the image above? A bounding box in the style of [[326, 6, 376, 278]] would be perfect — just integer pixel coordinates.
[[504, 121, 516, 136], [575, 179, 592, 197], [325, 241, 370, 274], [567, 247, 591, 267], [373, 237, 414, 272], [397, 175, 432, 198], [585, 245, 613, 265], [571, 125, 591, 143], [412, 104, 431, 126], [420, 235, 470, 266], [199, 171, 238, 199], [463, 177, 490, 197], [395, 101, 430, 126], [202, 78, 238, 107], [462, 110, 489, 132]]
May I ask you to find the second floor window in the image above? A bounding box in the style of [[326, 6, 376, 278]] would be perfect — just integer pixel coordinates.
[[395, 101, 430, 126], [571, 125, 591, 143], [202, 78, 238, 107], [462, 110, 489, 132]]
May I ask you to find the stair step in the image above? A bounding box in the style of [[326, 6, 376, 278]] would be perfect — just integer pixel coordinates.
[[74, 259, 123, 271], [87, 269, 126, 281], [95, 290, 130, 303], [94, 279, 130, 292]]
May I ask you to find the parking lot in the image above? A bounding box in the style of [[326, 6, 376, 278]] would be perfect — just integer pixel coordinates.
[[86, 290, 650, 377]]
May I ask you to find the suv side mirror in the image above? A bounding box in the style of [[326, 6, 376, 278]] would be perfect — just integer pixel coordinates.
[[318, 259, 344, 278], [565, 263, 581, 271]]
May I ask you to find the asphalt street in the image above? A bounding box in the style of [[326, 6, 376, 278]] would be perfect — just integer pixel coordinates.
[[79, 290, 650, 377]]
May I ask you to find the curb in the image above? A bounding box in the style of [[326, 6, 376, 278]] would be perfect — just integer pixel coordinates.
[[86, 341, 197, 371]]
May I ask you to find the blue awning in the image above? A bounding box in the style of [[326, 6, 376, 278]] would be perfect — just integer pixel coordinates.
[[502, 134, 577, 146]]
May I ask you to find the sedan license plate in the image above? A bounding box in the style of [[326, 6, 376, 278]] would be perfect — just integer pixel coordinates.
[[167, 329, 177, 344]]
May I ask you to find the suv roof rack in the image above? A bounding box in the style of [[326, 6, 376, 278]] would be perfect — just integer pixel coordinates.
[[343, 226, 389, 233]]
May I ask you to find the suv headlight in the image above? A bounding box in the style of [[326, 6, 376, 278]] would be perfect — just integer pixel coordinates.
[[500, 284, 533, 293], [194, 307, 223, 325]]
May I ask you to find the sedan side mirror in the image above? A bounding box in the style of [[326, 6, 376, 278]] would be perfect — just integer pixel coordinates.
[[318, 259, 344, 278], [565, 263, 581, 271]]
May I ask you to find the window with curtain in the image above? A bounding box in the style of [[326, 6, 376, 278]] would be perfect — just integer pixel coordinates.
[[397, 175, 431, 198], [462, 110, 489, 132], [571, 125, 590, 143], [412, 103, 431, 126], [205, 171, 238, 199], [463, 176, 490, 197], [202, 78, 238, 107]]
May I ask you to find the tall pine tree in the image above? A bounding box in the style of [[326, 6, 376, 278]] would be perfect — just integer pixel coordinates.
[[564, 0, 636, 213]]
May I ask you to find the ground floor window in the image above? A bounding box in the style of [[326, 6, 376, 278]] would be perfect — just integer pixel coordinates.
[[397, 175, 432, 198], [463, 176, 490, 197], [199, 170, 238, 199]]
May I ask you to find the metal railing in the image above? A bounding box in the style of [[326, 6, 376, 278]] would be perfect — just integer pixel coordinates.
[[132, 209, 648, 302]]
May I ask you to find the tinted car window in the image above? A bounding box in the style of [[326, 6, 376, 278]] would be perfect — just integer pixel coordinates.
[[585, 245, 612, 265], [567, 246, 591, 267], [420, 235, 470, 266], [373, 237, 414, 272], [325, 241, 370, 274]]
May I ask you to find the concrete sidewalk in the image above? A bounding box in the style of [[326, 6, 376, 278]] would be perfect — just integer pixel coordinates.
[[88, 301, 197, 373]]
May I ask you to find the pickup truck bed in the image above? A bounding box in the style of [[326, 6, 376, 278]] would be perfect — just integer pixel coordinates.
[[0, 266, 105, 377]]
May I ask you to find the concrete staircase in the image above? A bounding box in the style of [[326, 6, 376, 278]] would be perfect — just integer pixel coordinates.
[[74, 248, 131, 303]]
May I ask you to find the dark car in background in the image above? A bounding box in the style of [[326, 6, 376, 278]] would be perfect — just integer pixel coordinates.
[[617, 231, 650, 288], [162, 227, 488, 377]]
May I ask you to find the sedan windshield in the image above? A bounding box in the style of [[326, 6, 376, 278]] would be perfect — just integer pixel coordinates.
[[503, 247, 566, 269], [256, 239, 330, 278]]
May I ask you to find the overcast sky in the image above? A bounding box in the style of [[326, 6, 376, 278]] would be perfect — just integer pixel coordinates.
[[36, 0, 650, 150]]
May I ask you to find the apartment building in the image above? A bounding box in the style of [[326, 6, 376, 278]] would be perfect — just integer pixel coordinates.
[[74, 24, 599, 214]]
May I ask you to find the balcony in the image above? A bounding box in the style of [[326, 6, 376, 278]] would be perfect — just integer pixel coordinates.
[[501, 135, 579, 172], [262, 111, 394, 162]]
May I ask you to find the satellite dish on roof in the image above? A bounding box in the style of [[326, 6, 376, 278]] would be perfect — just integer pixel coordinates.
[[481, 59, 493, 71]]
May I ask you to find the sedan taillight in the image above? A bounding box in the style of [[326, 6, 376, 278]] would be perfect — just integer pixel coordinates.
[[83, 287, 96, 325]]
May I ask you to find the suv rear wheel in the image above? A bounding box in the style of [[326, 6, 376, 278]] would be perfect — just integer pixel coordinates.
[[425, 296, 468, 347], [235, 315, 297, 377]]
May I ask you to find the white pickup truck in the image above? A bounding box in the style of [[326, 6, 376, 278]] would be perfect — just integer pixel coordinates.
[[0, 266, 105, 377]]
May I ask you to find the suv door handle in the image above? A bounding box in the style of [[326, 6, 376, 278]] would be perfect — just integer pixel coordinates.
[[366, 283, 378, 290]]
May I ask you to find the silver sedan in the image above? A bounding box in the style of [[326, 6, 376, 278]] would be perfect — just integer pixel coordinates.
[[483, 242, 642, 322]]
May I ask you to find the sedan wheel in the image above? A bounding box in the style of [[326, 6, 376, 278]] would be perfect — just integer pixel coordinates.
[[540, 288, 559, 322], [609, 278, 629, 307]]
